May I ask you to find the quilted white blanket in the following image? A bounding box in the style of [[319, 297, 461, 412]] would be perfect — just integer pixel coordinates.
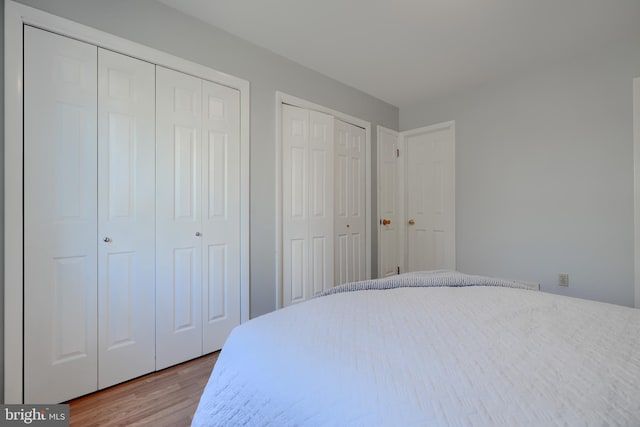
[[192, 272, 640, 426]]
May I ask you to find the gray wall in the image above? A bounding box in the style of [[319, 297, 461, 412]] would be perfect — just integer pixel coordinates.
[[401, 38, 640, 306], [2, 0, 398, 402]]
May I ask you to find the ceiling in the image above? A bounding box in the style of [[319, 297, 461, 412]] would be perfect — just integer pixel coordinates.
[[156, 0, 640, 107]]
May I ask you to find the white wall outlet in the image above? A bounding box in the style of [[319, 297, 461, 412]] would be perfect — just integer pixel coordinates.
[[559, 273, 569, 286]]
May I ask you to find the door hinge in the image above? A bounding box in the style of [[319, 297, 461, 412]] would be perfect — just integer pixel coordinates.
[[397, 266, 400, 275], [396, 148, 400, 158]]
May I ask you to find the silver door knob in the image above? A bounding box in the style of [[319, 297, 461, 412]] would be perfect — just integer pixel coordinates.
[[103, 237, 112, 243], [195, 232, 201, 237]]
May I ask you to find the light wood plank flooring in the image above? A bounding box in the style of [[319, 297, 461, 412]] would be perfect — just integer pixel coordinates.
[[67, 352, 219, 427]]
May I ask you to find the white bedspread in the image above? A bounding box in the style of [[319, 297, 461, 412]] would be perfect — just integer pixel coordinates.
[[192, 275, 640, 426]]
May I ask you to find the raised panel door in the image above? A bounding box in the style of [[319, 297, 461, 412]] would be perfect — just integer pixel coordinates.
[[308, 111, 334, 295], [334, 120, 366, 285], [282, 105, 309, 305], [201, 80, 241, 353], [335, 124, 349, 285], [377, 127, 400, 277], [405, 126, 455, 272], [156, 66, 203, 369], [282, 105, 335, 305], [97, 48, 156, 388], [24, 26, 98, 403]]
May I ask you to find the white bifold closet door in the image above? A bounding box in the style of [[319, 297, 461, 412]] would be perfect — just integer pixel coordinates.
[[97, 48, 156, 389], [282, 105, 334, 305], [156, 66, 241, 369], [156, 67, 203, 369], [334, 120, 366, 285], [201, 80, 241, 354], [24, 26, 98, 404], [24, 26, 156, 403]]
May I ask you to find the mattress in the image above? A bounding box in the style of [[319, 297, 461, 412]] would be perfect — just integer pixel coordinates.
[[192, 272, 640, 426]]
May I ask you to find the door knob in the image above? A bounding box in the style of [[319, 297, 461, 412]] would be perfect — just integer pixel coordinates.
[[195, 232, 201, 237], [408, 219, 415, 225], [382, 219, 391, 225], [103, 237, 112, 243]]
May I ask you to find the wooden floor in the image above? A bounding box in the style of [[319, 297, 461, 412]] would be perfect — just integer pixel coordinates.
[[67, 352, 219, 427]]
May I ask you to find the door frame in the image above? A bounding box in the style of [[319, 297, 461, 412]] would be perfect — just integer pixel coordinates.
[[634, 77, 640, 308], [275, 92, 372, 309], [4, 0, 251, 403]]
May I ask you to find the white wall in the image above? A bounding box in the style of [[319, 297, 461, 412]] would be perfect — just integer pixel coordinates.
[[401, 38, 640, 306]]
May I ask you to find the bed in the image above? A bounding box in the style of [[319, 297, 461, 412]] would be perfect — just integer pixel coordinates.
[[192, 271, 640, 426]]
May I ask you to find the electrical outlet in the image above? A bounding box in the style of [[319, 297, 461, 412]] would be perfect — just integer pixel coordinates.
[[559, 273, 569, 286]]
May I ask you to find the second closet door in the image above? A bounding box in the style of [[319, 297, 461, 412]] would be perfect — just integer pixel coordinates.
[[155, 67, 241, 367]]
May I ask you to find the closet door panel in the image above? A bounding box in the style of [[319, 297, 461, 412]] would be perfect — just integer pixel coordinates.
[[335, 120, 366, 285], [202, 81, 241, 353], [335, 124, 349, 285], [348, 124, 366, 282], [156, 66, 203, 369], [282, 105, 309, 305], [308, 111, 334, 295], [24, 26, 98, 403], [97, 48, 156, 388], [282, 105, 334, 305]]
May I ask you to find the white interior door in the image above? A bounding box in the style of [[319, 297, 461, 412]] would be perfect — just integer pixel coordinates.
[[97, 48, 156, 388], [377, 126, 400, 278], [282, 105, 334, 305], [282, 104, 309, 305], [201, 80, 241, 353], [308, 111, 335, 294], [24, 26, 98, 403], [156, 66, 203, 369], [404, 123, 455, 272], [335, 120, 366, 285]]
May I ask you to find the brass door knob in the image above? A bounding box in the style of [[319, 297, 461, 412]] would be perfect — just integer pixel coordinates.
[[408, 219, 415, 225], [382, 219, 391, 225]]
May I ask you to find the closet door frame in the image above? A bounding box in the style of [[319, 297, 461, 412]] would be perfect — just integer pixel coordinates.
[[4, 0, 250, 403], [275, 92, 372, 309]]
